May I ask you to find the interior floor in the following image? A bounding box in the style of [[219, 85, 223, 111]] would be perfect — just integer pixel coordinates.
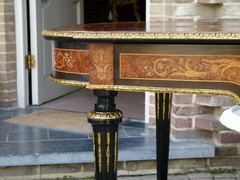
[[40, 88, 145, 120]]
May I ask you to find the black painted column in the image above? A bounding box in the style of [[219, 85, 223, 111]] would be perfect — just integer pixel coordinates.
[[155, 93, 173, 180], [88, 90, 122, 180]]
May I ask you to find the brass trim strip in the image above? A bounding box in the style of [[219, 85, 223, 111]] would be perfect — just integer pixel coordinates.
[[114, 132, 118, 172], [92, 132, 96, 166], [49, 75, 89, 87], [98, 133, 102, 173], [54, 69, 89, 75], [162, 93, 166, 120], [156, 93, 173, 120], [54, 48, 88, 52], [156, 93, 160, 120], [106, 133, 111, 173], [42, 30, 240, 40], [168, 94, 173, 119]]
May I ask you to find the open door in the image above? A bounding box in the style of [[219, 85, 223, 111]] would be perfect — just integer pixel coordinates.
[[29, 0, 83, 105]]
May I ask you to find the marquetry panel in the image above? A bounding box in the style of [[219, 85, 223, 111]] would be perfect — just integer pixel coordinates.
[[53, 48, 89, 74], [120, 53, 240, 85], [89, 43, 114, 85]]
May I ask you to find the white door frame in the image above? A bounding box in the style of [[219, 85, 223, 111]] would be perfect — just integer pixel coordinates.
[[146, 0, 150, 22], [14, 0, 29, 108], [14, 0, 84, 108], [29, 0, 41, 105], [145, 0, 150, 124]]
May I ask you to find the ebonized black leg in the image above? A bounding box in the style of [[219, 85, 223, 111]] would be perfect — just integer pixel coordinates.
[[155, 93, 173, 180], [88, 90, 122, 180]]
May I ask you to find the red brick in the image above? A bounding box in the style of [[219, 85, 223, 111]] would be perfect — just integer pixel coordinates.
[[0, 0, 14, 4], [195, 117, 227, 131], [215, 146, 238, 156], [168, 17, 194, 22], [0, 62, 16, 71], [166, 0, 194, 2], [197, 0, 224, 4], [149, 106, 156, 116], [171, 128, 212, 141], [150, 0, 163, 2], [0, 91, 16, 100], [217, 132, 240, 144], [150, 5, 164, 15], [0, 43, 16, 52], [0, 34, 15, 43], [172, 94, 193, 105], [214, 107, 231, 118], [0, 81, 16, 91], [195, 95, 213, 105], [150, 17, 166, 22], [171, 116, 192, 128], [149, 117, 156, 125], [0, 100, 17, 109], [0, 72, 16, 81], [176, 0, 194, 2], [0, 4, 14, 13], [172, 105, 214, 116], [210, 157, 240, 167], [197, 18, 219, 22], [150, 94, 155, 104], [211, 95, 236, 106], [0, 14, 14, 22], [195, 95, 236, 107], [82, 163, 95, 172], [0, 53, 16, 62], [217, 18, 240, 21], [0, 24, 15, 33], [165, 6, 174, 16]]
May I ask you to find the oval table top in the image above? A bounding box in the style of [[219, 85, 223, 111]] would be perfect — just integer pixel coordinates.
[[42, 21, 240, 41]]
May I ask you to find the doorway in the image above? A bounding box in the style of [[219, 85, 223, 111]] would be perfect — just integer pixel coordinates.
[[16, 0, 146, 118], [40, 0, 146, 119], [84, 0, 146, 23], [16, 0, 83, 108]]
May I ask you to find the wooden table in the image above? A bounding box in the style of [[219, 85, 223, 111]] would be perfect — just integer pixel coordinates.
[[42, 21, 240, 180]]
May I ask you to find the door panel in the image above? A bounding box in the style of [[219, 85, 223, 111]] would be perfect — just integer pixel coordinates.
[[30, 0, 82, 105]]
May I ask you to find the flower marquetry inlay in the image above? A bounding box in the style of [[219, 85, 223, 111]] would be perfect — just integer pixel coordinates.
[[53, 48, 89, 75]]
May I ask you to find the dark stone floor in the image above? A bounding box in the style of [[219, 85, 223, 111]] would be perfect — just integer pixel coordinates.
[[0, 106, 215, 167]]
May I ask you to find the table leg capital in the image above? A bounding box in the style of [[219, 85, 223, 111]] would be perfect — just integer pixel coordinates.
[[88, 110, 123, 121]]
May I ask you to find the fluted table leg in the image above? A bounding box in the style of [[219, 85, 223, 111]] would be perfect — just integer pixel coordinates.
[[88, 90, 122, 180], [155, 93, 173, 180]]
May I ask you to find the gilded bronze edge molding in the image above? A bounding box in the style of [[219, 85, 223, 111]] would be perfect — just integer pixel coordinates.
[[86, 85, 240, 105], [88, 110, 123, 120], [48, 76, 240, 104], [49, 75, 89, 87], [42, 30, 240, 40]]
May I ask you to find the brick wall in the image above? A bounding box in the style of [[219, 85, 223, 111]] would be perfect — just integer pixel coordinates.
[[147, 0, 240, 157], [150, 0, 240, 22], [0, 0, 17, 110]]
